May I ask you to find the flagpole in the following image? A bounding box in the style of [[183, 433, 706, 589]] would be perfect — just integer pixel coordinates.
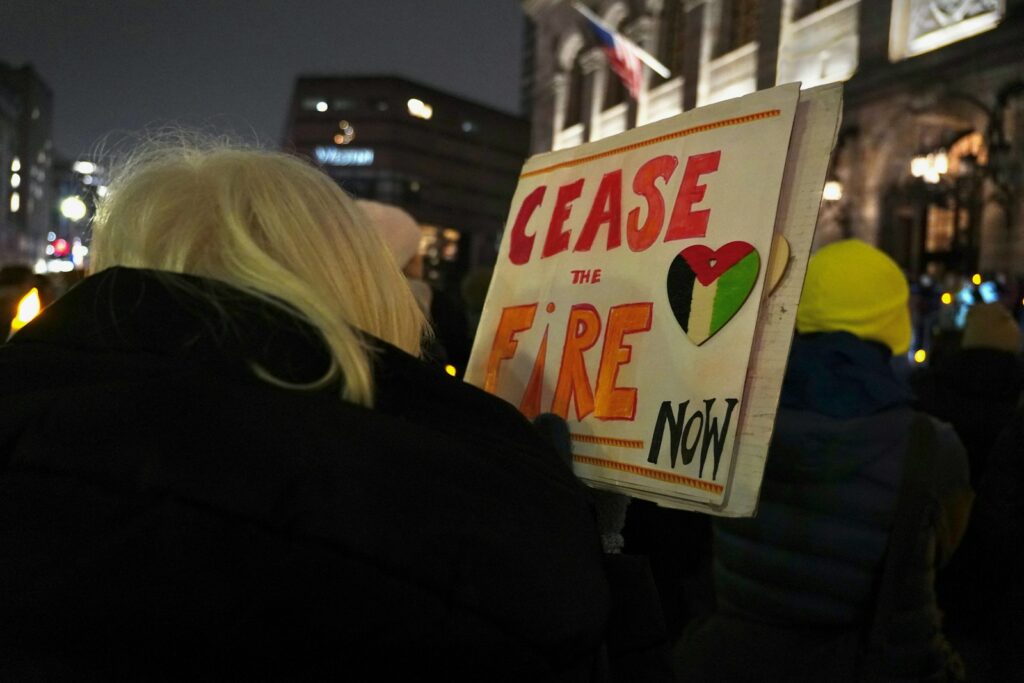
[[570, 1, 671, 79]]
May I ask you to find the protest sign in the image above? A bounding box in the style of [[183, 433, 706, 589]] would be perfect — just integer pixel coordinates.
[[465, 83, 842, 516]]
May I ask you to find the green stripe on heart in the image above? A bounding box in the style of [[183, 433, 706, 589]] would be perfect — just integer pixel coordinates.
[[666, 241, 761, 346]]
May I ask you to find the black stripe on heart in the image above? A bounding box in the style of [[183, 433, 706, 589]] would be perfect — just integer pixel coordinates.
[[667, 251, 696, 333]]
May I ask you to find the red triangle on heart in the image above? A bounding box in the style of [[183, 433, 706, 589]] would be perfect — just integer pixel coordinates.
[[681, 242, 756, 287]]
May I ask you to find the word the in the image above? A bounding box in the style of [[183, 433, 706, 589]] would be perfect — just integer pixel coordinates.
[[571, 268, 602, 284], [646, 398, 739, 480], [508, 150, 721, 265], [485, 301, 653, 421]]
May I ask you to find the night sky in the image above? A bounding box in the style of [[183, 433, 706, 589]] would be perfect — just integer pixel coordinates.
[[0, 0, 525, 160]]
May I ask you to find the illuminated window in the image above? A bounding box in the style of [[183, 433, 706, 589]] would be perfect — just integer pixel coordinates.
[[890, 0, 1003, 60], [925, 205, 958, 253], [407, 98, 433, 120]]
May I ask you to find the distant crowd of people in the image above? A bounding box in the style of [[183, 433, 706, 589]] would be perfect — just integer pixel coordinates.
[[1, 138, 1021, 681]]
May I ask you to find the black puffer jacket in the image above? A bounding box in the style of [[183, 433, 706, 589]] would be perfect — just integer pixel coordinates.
[[0, 267, 617, 681]]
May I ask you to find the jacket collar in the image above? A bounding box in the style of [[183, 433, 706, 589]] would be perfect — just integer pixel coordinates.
[[11, 267, 338, 387]]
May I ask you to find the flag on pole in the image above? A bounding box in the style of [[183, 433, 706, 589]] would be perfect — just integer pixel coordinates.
[[572, 2, 670, 100]]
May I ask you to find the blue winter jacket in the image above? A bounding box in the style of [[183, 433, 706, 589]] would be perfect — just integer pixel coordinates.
[[713, 333, 970, 627]]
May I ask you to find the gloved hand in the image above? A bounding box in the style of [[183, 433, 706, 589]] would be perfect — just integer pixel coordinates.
[[532, 412, 631, 554]]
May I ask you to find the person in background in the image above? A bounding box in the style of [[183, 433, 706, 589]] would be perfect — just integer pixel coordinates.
[[913, 302, 1023, 485], [675, 240, 972, 682], [0, 141, 664, 680], [358, 199, 471, 374], [460, 264, 493, 341], [356, 199, 432, 312], [973, 407, 1024, 681], [912, 302, 1023, 678]]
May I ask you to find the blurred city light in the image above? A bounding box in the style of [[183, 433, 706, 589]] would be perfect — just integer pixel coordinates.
[[407, 98, 433, 120], [445, 364, 457, 377], [9, 172, 20, 188], [45, 260, 74, 273], [315, 101, 328, 112], [941, 292, 953, 304], [97, 185, 108, 198], [60, 195, 88, 221], [10, 156, 20, 172], [822, 180, 843, 201], [910, 150, 948, 184], [71, 239, 89, 267], [314, 147, 374, 166], [10, 287, 41, 333], [72, 160, 96, 175], [914, 349, 927, 364], [971, 273, 982, 285], [9, 191, 19, 213]]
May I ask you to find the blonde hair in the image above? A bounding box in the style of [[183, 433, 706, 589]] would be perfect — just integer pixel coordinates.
[[90, 139, 427, 406]]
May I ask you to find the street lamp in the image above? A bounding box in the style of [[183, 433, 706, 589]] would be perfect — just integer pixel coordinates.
[[60, 195, 88, 222]]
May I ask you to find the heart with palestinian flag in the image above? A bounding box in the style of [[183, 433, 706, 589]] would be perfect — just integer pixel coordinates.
[[667, 241, 761, 346]]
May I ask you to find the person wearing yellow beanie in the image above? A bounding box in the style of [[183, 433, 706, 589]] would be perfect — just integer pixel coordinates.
[[678, 239, 972, 681], [796, 239, 913, 355]]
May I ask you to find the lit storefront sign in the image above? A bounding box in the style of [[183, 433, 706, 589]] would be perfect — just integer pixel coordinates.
[[314, 147, 374, 167]]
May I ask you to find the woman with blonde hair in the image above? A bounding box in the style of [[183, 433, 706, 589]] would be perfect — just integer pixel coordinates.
[[0, 141, 638, 679]]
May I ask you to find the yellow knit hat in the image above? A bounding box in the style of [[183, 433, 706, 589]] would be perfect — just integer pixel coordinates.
[[796, 239, 912, 355]]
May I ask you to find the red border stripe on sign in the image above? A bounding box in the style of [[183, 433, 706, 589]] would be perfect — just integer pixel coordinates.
[[520, 109, 781, 179], [573, 454, 724, 494], [570, 433, 645, 449]]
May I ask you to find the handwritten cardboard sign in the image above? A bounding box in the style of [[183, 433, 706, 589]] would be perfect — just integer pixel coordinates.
[[465, 84, 842, 515]]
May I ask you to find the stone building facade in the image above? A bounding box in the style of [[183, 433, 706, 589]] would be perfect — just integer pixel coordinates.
[[522, 0, 1024, 280]]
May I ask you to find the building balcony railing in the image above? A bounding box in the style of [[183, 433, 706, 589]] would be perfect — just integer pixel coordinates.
[[702, 42, 758, 106], [595, 101, 628, 141], [642, 77, 684, 126], [554, 122, 585, 151]]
